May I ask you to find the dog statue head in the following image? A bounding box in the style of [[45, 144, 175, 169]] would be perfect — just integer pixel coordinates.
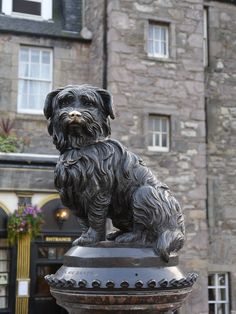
[[44, 85, 115, 152]]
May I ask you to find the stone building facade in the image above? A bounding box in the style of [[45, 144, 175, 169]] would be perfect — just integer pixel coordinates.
[[206, 0, 236, 312], [0, 0, 235, 313]]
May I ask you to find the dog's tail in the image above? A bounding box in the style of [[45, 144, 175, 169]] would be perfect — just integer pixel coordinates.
[[154, 192, 185, 262], [132, 185, 185, 262], [154, 228, 185, 262]]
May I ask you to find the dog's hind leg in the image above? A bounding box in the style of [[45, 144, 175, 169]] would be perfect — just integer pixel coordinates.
[[130, 185, 185, 261]]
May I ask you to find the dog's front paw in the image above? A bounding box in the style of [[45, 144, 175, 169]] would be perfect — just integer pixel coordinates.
[[106, 230, 124, 241], [73, 228, 102, 246]]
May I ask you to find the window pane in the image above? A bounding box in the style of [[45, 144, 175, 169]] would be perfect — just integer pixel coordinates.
[[209, 303, 215, 314], [0, 249, 8, 259], [0, 261, 8, 272], [208, 274, 215, 286], [19, 63, 29, 77], [218, 274, 226, 286], [154, 133, 160, 147], [148, 133, 153, 146], [57, 247, 67, 259], [38, 94, 46, 110], [162, 119, 167, 132], [154, 26, 160, 40], [217, 303, 226, 314], [42, 51, 51, 64], [38, 247, 49, 258], [148, 25, 153, 40], [0, 297, 7, 309], [160, 27, 166, 41], [154, 118, 160, 132], [18, 93, 28, 109], [30, 95, 39, 108], [20, 48, 29, 62], [30, 63, 40, 78], [148, 40, 154, 55], [40, 81, 50, 97], [148, 117, 154, 131], [48, 247, 57, 259], [19, 79, 28, 95], [208, 288, 216, 301], [218, 288, 226, 301], [159, 41, 164, 55], [13, 0, 41, 16], [154, 40, 160, 55], [41, 64, 51, 80], [29, 81, 40, 94], [0, 287, 7, 297], [162, 133, 167, 147], [31, 49, 40, 63]]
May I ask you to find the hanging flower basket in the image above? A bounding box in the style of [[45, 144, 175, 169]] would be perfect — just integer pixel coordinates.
[[7, 206, 44, 245]]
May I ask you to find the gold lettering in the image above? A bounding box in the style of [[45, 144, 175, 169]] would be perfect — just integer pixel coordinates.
[[45, 237, 72, 242]]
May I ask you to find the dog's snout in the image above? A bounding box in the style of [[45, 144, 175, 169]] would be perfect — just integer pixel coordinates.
[[69, 111, 82, 118]]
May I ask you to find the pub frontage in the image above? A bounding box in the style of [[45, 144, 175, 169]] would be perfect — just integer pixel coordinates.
[[0, 153, 82, 314]]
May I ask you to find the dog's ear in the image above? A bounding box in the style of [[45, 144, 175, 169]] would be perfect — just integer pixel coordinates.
[[96, 88, 115, 120], [44, 88, 64, 120]]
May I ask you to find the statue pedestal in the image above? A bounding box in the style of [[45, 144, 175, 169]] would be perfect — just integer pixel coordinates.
[[45, 243, 197, 314]]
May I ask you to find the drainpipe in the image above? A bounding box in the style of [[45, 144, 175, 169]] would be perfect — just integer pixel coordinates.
[[103, 0, 108, 89]]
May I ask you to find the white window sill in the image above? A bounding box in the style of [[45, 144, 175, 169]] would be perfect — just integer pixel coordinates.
[[148, 146, 169, 152], [144, 56, 176, 63], [148, 53, 169, 59], [17, 109, 44, 116], [5, 12, 51, 21]]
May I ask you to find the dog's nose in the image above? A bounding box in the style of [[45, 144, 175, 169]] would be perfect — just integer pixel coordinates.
[[69, 111, 82, 118]]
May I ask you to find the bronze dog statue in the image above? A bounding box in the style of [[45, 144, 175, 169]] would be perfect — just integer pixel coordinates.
[[44, 85, 185, 262]]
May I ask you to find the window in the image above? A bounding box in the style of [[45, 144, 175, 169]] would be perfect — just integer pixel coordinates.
[[0, 241, 10, 310], [203, 8, 209, 67], [208, 273, 230, 314], [148, 115, 170, 152], [18, 46, 53, 114], [2, 0, 52, 20], [148, 22, 169, 58]]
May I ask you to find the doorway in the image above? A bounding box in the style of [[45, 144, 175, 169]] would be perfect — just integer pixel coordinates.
[[28, 197, 82, 314], [29, 240, 70, 314]]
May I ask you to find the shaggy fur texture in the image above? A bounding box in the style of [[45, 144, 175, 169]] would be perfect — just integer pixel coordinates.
[[44, 85, 185, 262]]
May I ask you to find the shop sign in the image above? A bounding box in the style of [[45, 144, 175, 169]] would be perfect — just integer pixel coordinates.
[[45, 236, 72, 242]]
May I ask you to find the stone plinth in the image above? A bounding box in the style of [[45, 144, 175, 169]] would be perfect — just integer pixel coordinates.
[[45, 243, 197, 314]]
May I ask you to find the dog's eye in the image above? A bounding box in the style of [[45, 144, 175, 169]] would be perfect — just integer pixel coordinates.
[[58, 97, 73, 108], [59, 101, 69, 108]]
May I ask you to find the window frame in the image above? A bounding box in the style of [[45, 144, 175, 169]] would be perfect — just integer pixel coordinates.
[[148, 115, 170, 152], [17, 46, 53, 115], [147, 22, 169, 59], [208, 273, 230, 314], [2, 0, 52, 20], [0, 245, 10, 310]]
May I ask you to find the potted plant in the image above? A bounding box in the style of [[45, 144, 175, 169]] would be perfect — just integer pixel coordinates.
[[0, 118, 24, 153], [7, 205, 44, 245]]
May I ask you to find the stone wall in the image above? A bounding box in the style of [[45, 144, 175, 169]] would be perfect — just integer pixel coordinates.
[[85, 0, 106, 87], [0, 34, 91, 154], [206, 1, 236, 311], [106, 1, 208, 313]]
